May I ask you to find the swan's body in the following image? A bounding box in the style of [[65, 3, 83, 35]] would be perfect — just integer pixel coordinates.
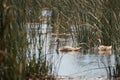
[[97, 39, 112, 51], [58, 46, 81, 52], [98, 45, 112, 51], [56, 38, 81, 52]]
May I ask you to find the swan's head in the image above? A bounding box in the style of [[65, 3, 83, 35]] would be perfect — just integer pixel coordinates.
[[56, 38, 60, 43], [96, 39, 101, 46]]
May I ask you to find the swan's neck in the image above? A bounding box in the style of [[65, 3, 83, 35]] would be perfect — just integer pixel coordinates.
[[96, 39, 101, 47], [56, 40, 60, 51]]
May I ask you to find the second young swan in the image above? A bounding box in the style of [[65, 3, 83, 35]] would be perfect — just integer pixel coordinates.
[[56, 38, 81, 52], [97, 39, 112, 51]]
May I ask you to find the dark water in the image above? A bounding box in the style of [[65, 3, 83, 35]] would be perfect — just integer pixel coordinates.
[[27, 23, 115, 80]]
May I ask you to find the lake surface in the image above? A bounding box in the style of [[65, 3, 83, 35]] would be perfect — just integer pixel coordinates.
[[27, 23, 115, 80], [49, 38, 115, 80]]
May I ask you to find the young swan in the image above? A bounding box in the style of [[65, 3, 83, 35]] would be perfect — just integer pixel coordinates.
[[97, 39, 112, 51], [56, 38, 81, 52]]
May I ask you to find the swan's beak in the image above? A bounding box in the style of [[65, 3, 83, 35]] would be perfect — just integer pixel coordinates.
[[56, 38, 60, 42]]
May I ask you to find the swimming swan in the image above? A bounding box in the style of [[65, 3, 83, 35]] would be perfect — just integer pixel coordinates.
[[97, 39, 112, 51], [56, 38, 81, 52]]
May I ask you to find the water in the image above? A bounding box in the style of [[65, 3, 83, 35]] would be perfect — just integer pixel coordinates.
[[27, 23, 115, 80], [52, 53, 115, 80]]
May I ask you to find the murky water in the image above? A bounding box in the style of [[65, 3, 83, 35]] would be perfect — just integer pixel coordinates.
[[27, 23, 115, 80]]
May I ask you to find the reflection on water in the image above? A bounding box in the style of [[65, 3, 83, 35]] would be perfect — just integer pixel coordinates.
[[27, 23, 115, 80], [52, 52, 115, 80]]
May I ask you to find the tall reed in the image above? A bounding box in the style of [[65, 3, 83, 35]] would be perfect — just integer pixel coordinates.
[[0, 0, 53, 79]]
